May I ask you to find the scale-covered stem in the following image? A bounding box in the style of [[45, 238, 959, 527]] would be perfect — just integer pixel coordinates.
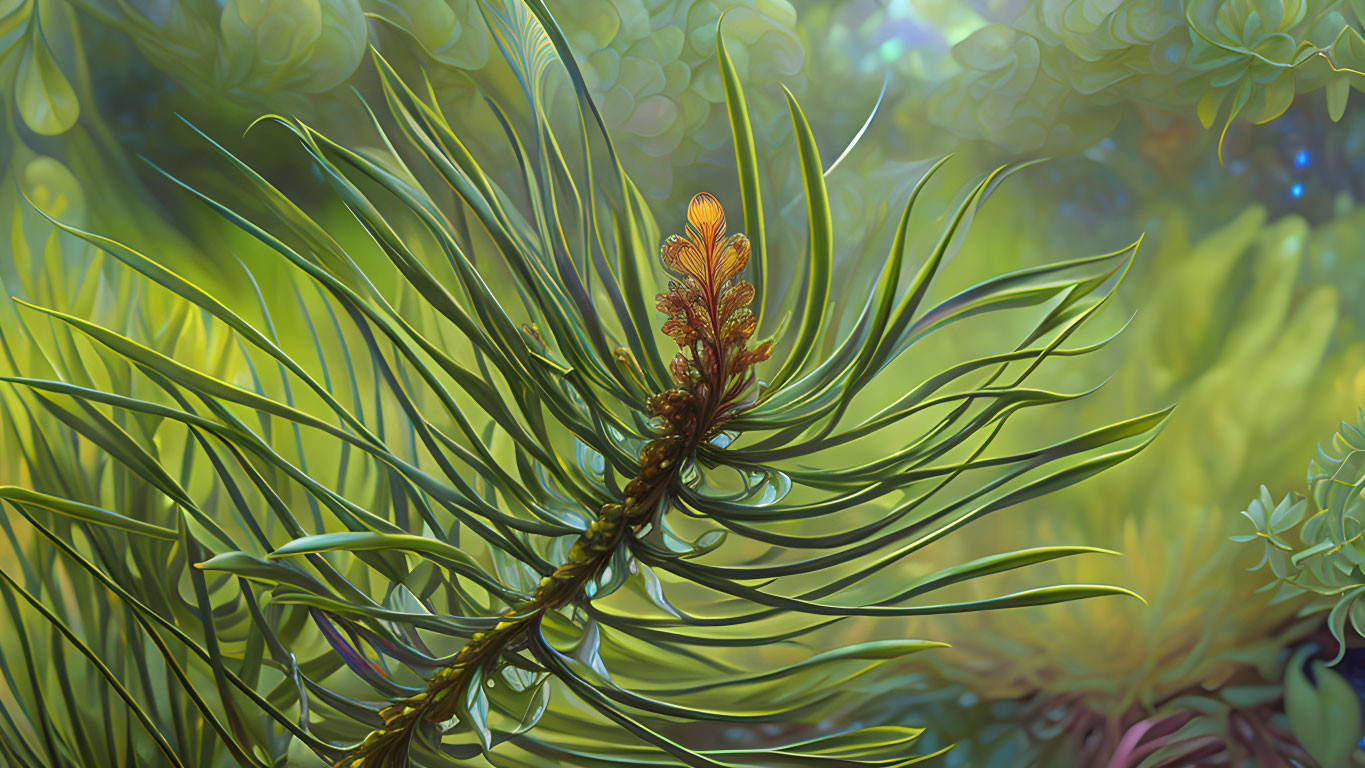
[[345, 194, 770, 767]]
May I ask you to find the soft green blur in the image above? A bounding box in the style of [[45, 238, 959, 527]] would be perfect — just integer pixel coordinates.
[[4, 0, 1365, 766]]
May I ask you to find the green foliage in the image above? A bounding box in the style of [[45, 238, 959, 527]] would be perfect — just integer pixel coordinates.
[[1284, 648, 1364, 768], [888, 204, 1362, 765], [13, 9, 76, 135], [929, 22, 1117, 154], [925, 0, 1365, 154], [1239, 411, 1365, 664], [371, 0, 490, 70], [0, 0, 802, 204], [564, 0, 804, 197], [217, 0, 368, 94], [0, 5, 1164, 767]]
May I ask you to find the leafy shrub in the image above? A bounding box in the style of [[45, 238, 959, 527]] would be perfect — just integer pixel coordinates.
[[1239, 411, 1365, 662], [926, 0, 1365, 155], [1233, 409, 1365, 767]]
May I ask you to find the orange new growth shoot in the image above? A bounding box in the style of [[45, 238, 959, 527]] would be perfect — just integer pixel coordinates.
[[654, 193, 771, 436]]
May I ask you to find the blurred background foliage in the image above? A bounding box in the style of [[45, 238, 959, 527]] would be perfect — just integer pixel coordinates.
[[4, 0, 1365, 765]]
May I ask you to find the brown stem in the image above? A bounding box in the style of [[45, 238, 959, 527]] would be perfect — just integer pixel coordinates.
[[343, 430, 697, 766], [343, 193, 765, 766]]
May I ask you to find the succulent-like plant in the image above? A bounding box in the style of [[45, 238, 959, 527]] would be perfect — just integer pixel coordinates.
[[0, 3, 1165, 767], [1239, 411, 1365, 659], [1229, 411, 1365, 767]]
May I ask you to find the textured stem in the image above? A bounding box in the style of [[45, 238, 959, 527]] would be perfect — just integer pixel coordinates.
[[345, 435, 688, 767], [345, 193, 767, 767]]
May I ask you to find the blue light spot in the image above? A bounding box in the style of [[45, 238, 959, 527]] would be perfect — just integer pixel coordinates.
[[1291, 183, 1305, 198], [1358, 735, 1365, 750], [1295, 149, 1310, 168]]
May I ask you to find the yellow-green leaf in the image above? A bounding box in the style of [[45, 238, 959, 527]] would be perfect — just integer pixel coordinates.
[[0, 486, 177, 540], [1327, 76, 1350, 122], [16, 25, 78, 135]]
